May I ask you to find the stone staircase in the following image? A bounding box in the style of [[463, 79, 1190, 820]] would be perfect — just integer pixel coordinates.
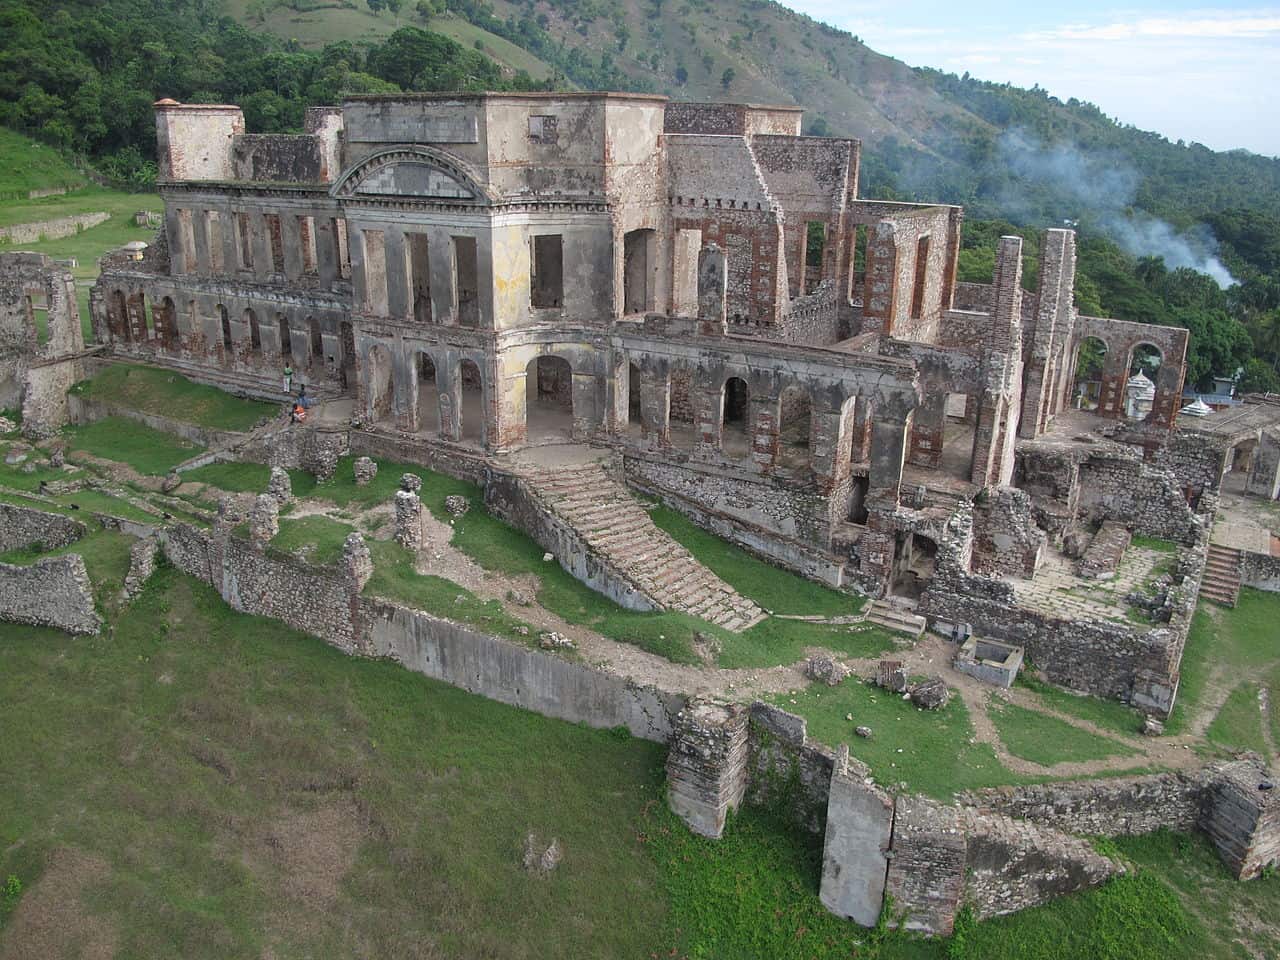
[[1201, 543, 1242, 608], [864, 599, 928, 637], [520, 462, 766, 632]]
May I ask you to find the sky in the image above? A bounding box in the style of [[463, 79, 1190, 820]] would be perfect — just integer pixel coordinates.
[[779, 1, 1280, 157]]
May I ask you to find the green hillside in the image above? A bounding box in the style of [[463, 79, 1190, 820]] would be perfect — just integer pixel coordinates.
[[0, 127, 86, 200]]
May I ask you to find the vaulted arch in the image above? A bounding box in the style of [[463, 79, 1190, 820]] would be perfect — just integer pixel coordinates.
[[330, 147, 495, 205]]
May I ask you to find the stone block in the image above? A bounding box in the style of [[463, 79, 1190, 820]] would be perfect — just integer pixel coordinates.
[[353, 456, 378, 486], [819, 752, 893, 926], [666, 699, 749, 838]]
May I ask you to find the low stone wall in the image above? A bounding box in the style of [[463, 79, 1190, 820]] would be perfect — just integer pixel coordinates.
[[484, 469, 659, 612], [348, 428, 487, 486], [1241, 549, 1280, 593], [0, 212, 109, 245], [0, 554, 100, 634], [159, 519, 681, 742], [362, 600, 682, 742], [68, 392, 248, 450], [0, 502, 86, 552], [958, 771, 1207, 837]]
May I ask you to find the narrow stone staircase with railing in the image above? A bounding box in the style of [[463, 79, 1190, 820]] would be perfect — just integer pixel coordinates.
[[517, 462, 766, 632], [1200, 543, 1242, 608]]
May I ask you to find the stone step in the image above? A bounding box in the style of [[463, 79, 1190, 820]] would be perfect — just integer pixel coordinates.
[[865, 600, 927, 637]]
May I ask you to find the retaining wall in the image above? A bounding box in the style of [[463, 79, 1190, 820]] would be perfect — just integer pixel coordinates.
[[0, 554, 100, 634], [0, 502, 86, 552], [0, 212, 109, 245]]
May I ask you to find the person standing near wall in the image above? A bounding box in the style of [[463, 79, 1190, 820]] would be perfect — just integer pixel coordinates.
[[283, 363, 293, 394]]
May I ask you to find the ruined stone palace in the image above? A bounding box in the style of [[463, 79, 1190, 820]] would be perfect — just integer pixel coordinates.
[[88, 92, 1280, 717]]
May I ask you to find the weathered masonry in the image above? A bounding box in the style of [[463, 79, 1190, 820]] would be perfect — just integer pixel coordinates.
[[92, 93, 1200, 594]]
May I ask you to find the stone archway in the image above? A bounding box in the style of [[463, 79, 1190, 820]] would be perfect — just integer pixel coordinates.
[[722, 376, 750, 460], [526, 355, 574, 444]]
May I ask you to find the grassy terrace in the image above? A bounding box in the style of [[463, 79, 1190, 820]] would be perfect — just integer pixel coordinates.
[[244, 454, 895, 670], [2, 570, 1275, 958], [71, 365, 276, 432], [64, 416, 204, 476]]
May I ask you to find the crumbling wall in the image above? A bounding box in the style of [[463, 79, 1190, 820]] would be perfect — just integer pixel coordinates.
[[0, 554, 101, 635], [0, 502, 86, 552], [1241, 550, 1280, 593], [959, 771, 1208, 837], [1077, 455, 1203, 545], [363, 599, 682, 742], [745, 703, 836, 834]]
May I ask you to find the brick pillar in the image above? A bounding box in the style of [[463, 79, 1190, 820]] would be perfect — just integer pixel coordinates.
[[810, 406, 843, 491], [751, 396, 779, 471], [694, 384, 722, 456], [665, 699, 749, 839], [394, 490, 425, 551], [439, 366, 462, 442]]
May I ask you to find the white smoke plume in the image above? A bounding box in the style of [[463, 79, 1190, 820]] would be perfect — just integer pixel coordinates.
[[997, 129, 1237, 288]]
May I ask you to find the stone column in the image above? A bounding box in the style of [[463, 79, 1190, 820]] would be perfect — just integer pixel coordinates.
[[438, 365, 462, 442], [394, 489, 425, 551], [248, 494, 279, 551], [250, 210, 272, 282], [267, 466, 292, 505], [694, 383, 722, 456], [315, 216, 338, 289], [282, 214, 305, 282], [385, 225, 411, 321], [665, 699, 749, 839], [750, 395, 778, 471]]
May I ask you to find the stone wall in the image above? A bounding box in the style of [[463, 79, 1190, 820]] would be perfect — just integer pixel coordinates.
[[958, 771, 1207, 837], [1241, 550, 1280, 593], [0, 554, 101, 635], [745, 702, 836, 834], [0, 502, 86, 552], [0, 212, 110, 244], [919, 504, 1196, 716], [363, 600, 682, 742], [68, 391, 248, 451]]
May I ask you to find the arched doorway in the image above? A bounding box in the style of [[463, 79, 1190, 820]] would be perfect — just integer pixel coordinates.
[[156, 296, 178, 350], [416, 353, 440, 435], [722, 376, 750, 459], [1126, 343, 1162, 420], [245, 308, 262, 356], [366, 343, 394, 423], [777, 386, 812, 472], [460, 359, 484, 446], [1070, 336, 1108, 411], [218, 304, 232, 361], [307, 317, 323, 370], [278, 314, 293, 363], [626, 361, 643, 439], [891, 532, 937, 599], [526, 355, 574, 443]]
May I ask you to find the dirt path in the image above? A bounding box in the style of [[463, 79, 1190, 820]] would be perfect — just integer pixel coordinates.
[[1259, 685, 1278, 763]]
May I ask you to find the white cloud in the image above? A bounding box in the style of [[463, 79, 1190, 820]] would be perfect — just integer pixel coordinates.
[[1024, 14, 1280, 43]]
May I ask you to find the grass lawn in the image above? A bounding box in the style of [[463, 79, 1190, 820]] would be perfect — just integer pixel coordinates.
[[1130, 534, 1180, 554], [989, 701, 1138, 766], [1205, 682, 1273, 760], [299, 457, 897, 669], [0, 456, 85, 493], [183, 461, 317, 497], [364, 540, 537, 644], [64, 416, 204, 475], [650, 506, 864, 617], [0, 570, 672, 958], [270, 515, 354, 566], [1, 570, 1274, 958], [1170, 588, 1280, 736], [0, 128, 85, 200], [770, 678, 1023, 800], [71, 364, 275, 432], [1015, 673, 1146, 738]]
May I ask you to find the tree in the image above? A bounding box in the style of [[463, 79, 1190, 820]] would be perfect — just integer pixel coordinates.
[[674, 64, 687, 85], [616, 25, 629, 52], [720, 67, 734, 90], [1238, 358, 1280, 394]]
